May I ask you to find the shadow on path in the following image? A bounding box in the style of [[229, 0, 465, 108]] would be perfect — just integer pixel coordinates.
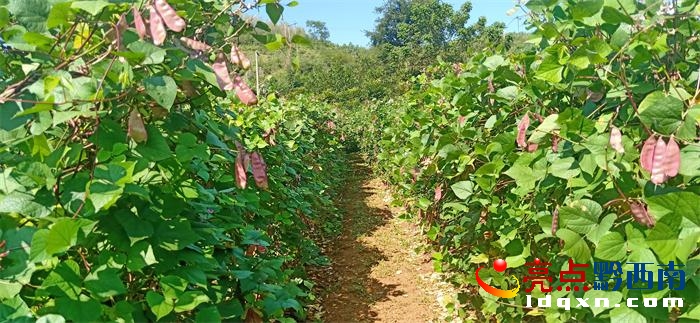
[[311, 155, 439, 323]]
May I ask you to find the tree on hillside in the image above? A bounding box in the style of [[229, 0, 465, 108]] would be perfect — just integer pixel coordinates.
[[306, 20, 330, 42], [366, 0, 508, 77], [366, 0, 475, 49]]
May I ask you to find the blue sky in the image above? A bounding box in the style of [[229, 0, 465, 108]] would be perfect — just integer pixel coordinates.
[[257, 0, 528, 46]]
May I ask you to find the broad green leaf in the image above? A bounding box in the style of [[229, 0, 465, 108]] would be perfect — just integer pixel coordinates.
[[266, 3, 283, 24], [155, 218, 200, 251], [558, 199, 602, 236], [450, 181, 474, 200], [556, 229, 591, 263], [47, 2, 74, 28], [135, 125, 173, 162], [146, 291, 174, 321], [646, 213, 682, 264], [601, 6, 633, 24], [71, 1, 111, 16], [45, 218, 94, 255], [595, 232, 626, 261], [571, 0, 604, 20], [528, 114, 559, 143], [549, 157, 580, 179], [39, 260, 82, 300], [679, 145, 700, 178], [483, 55, 505, 71], [115, 210, 154, 245], [84, 267, 127, 298], [609, 306, 646, 323], [174, 291, 210, 312], [638, 91, 684, 135], [127, 41, 166, 65], [647, 192, 700, 227], [144, 76, 177, 110], [291, 34, 310, 46], [55, 297, 102, 322], [196, 306, 221, 323], [8, 0, 51, 32], [126, 241, 158, 271], [584, 289, 623, 316]]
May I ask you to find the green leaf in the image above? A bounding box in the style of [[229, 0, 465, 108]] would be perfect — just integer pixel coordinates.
[[0, 280, 23, 300], [115, 210, 154, 245], [155, 218, 200, 251], [47, 2, 74, 28], [135, 125, 173, 162], [39, 260, 82, 300], [483, 55, 505, 71], [84, 267, 127, 298], [558, 199, 602, 236], [29, 229, 49, 262], [126, 241, 158, 271], [450, 181, 474, 200], [144, 76, 177, 110], [127, 41, 166, 65], [291, 34, 310, 46], [601, 6, 634, 24], [535, 61, 564, 83], [0, 8, 9, 29], [174, 291, 210, 312], [571, 0, 604, 20], [45, 218, 93, 255], [584, 289, 623, 316], [609, 306, 646, 323], [595, 232, 626, 261], [556, 229, 591, 263], [646, 213, 682, 264], [146, 292, 174, 321], [0, 191, 52, 218], [71, 1, 111, 16], [266, 3, 284, 24], [549, 157, 580, 179], [528, 113, 559, 143], [647, 191, 700, 227], [196, 306, 221, 323], [638, 91, 684, 135], [55, 297, 102, 322], [8, 0, 51, 32]]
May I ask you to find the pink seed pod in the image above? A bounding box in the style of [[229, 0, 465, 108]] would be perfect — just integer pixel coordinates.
[[149, 6, 167, 45], [517, 114, 530, 148], [640, 135, 657, 173], [233, 75, 258, 105], [527, 142, 538, 152], [250, 152, 269, 189], [609, 126, 624, 153], [212, 54, 234, 91], [235, 150, 247, 189], [133, 6, 147, 39], [458, 115, 466, 126], [230, 45, 251, 69], [551, 134, 560, 153], [551, 208, 559, 236], [434, 184, 443, 202], [664, 136, 680, 177], [630, 201, 655, 228], [651, 138, 668, 184], [180, 37, 212, 51], [154, 0, 186, 32], [127, 110, 148, 143]]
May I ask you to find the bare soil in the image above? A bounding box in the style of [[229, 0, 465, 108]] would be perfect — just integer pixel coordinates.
[[309, 156, 451, 323]]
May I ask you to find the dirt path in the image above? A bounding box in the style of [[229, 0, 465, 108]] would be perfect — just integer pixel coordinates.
[[311, 156, 452, 323]]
